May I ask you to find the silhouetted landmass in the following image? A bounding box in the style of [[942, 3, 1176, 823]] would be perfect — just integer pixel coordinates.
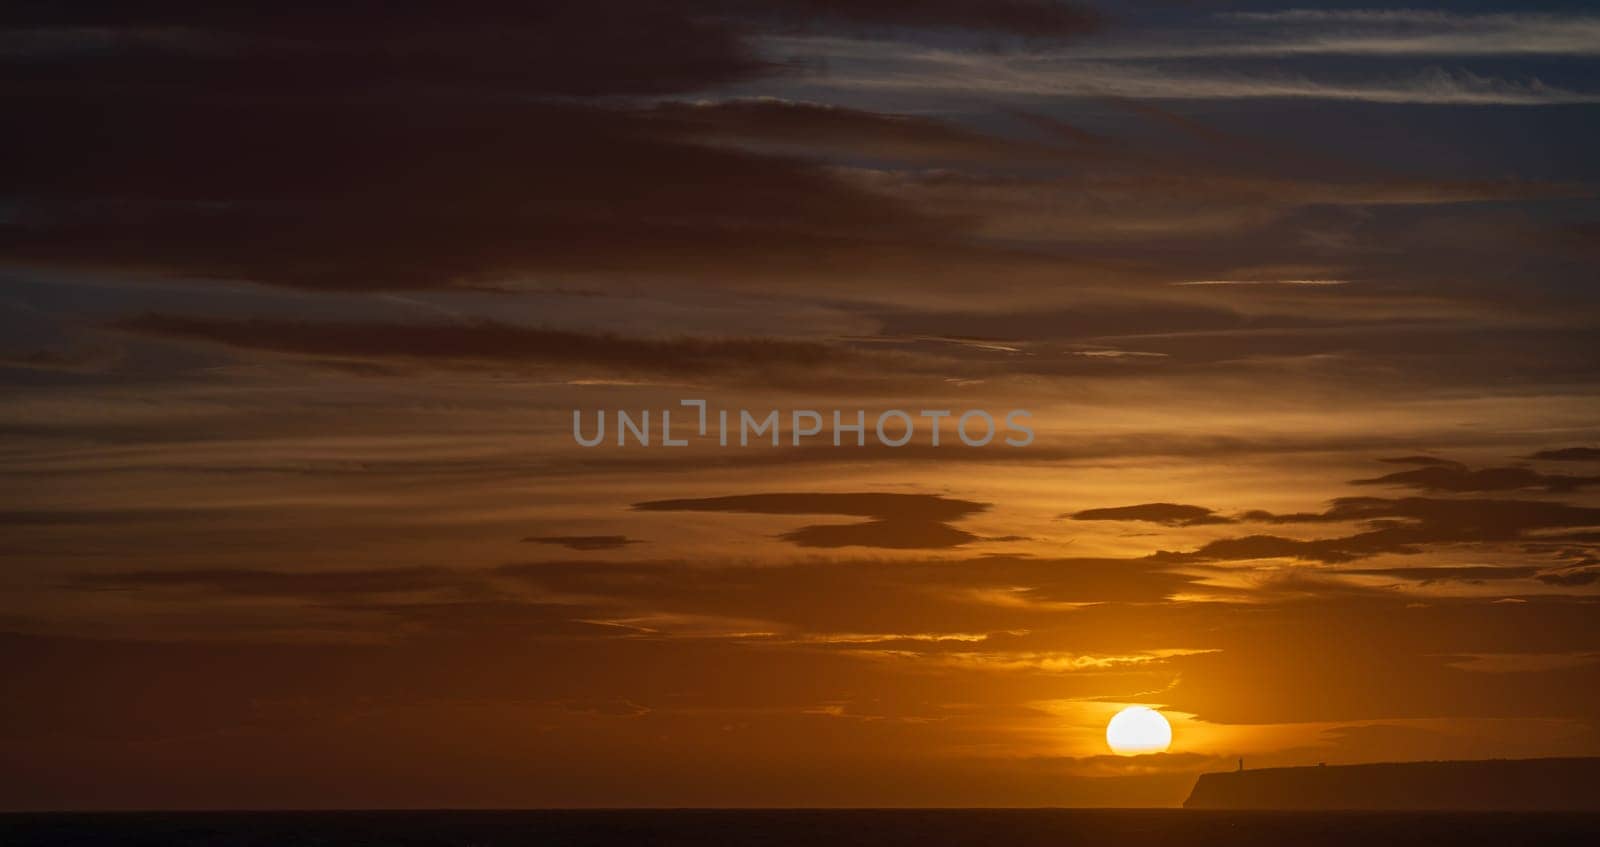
[[1185, 758, 1600, 811]]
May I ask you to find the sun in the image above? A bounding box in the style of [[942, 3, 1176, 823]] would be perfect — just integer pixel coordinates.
[[1106, 706, 1173, 756]]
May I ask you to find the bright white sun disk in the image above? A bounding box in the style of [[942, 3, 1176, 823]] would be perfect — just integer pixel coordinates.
[[1106, 706, 1172, 755]]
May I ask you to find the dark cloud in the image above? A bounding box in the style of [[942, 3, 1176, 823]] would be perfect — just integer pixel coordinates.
[[1539, 569, 1600, 587], [1354, 457, 1599, 493], [776, 521, 979, 549], [1179, 497, 1600, 565], [1378, 456, 1460, 467], [14, 6, 1575, 313], [523, 535, 644, 551], [632, 492, 988, 549], [0, 4, 1110, 299], [1068, 503, 1235, 527], [1528, 447, 1600, 462], [1, 0, 1591, 326], [1340, 566, 1541, 585], [3, 98, 977, 293]]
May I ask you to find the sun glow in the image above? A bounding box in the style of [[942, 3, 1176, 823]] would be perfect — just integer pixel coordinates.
[[1106, 706, 1173, 756]]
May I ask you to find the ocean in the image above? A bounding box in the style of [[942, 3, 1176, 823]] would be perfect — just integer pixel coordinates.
[[4, 809, 1599, 846]]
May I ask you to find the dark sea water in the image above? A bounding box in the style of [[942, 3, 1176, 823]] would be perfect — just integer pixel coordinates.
[[5, 809, 1600, 846]]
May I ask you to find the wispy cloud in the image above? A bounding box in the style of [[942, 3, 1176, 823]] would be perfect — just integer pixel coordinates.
[[1086, 12, 1600, 60], [772, 37, 1600, 104]]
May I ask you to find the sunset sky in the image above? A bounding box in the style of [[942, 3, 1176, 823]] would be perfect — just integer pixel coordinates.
[[2, 1, 1599, 809]]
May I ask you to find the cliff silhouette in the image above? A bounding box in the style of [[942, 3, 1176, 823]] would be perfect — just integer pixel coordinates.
[[1184, 757, 1600, 811]]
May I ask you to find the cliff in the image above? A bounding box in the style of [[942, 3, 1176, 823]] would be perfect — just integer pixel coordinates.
[[1184, 757, 1600, 811]]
